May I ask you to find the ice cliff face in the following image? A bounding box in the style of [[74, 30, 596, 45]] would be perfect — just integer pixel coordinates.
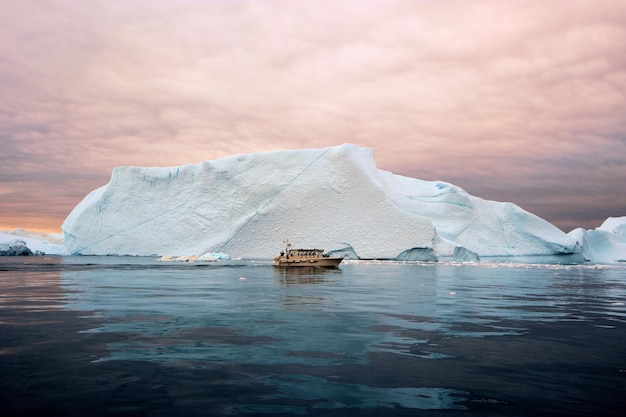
[[63, 144, 578, 259]]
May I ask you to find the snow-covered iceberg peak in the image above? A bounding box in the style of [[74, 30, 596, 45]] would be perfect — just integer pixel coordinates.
[[63, 143, 578, 259]]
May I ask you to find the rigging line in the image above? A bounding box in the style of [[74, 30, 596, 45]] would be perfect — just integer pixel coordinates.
[[71, 154, 275, 254], [217, 148, 331, 251]]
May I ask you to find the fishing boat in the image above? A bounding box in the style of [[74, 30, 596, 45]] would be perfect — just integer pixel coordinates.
[[273, 240, 343, 267]]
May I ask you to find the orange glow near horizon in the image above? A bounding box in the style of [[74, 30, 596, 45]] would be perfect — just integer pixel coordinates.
[[0, 220, 64, 235]]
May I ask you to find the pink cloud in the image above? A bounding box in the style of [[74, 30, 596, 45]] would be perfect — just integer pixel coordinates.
[[1, 0, 625, 232]]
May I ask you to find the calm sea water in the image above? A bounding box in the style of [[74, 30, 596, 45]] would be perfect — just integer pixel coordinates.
[[1, 256, 625, 416]]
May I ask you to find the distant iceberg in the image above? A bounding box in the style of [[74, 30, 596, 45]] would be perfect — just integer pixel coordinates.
[[62, 144, 582, 260], [0, 230, 64, 255], [568, 217, 626, 263], [0, 239, 36, 256]]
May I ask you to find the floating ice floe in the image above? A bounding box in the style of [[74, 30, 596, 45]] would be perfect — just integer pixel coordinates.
[[159, 252, 231, 262]]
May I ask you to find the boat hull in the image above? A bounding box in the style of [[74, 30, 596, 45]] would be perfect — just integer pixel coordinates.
[[273, 257, 343, 267]]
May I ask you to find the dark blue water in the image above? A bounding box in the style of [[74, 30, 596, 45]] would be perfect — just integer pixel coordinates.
[[1, 256, 625, 416]]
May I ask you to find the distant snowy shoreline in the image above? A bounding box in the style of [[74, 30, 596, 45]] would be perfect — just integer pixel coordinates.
[[3, 217, 625, 264], [3, 145, 625, 263], [0, 216, 626, 263]]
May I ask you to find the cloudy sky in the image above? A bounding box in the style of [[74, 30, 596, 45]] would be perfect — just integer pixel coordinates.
[[1, 0, 625, 233]]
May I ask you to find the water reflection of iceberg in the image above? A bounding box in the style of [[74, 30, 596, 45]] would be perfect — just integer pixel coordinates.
[[231, 374, 468, 413]]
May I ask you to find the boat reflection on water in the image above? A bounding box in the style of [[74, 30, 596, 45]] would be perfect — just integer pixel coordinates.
[[274, 267, 343, 310], [274, 265, 343, 286]]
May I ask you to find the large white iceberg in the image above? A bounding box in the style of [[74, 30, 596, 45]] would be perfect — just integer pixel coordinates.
[[62, 144, 579, 260], [568, 217, 626, 263]]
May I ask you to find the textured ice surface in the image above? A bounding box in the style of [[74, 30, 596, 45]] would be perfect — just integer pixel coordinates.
[[63, 144, 579, 259], [569, 217, 626, 263]]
